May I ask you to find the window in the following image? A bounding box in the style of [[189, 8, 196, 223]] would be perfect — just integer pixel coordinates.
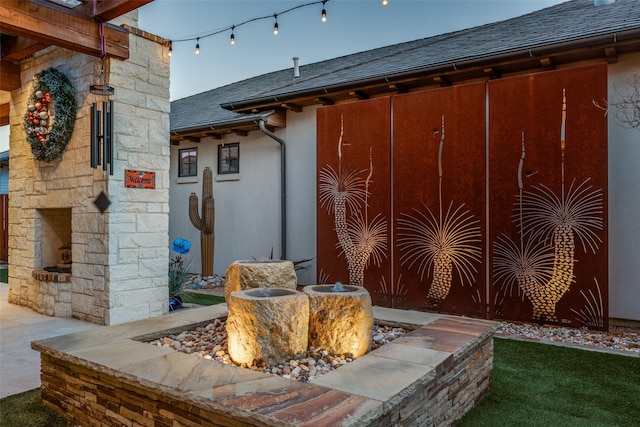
[[178, 148, 197, 177], [218, 143, 239, 174]]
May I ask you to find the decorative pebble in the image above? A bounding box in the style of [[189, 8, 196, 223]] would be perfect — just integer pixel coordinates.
[[148, 319, 639, 384]]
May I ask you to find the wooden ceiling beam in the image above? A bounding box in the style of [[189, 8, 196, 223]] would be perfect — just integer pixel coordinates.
[[0, 0, 130, 60], [76, 0, 154, 22], [0, 60, 21, 91], [1, 36, 50, 61], [0, 103, 9, 127]]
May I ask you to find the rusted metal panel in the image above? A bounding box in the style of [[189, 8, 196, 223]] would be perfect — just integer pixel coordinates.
[[316, 98, 392, 294], [391, 83, 487, 315], [488, 64, 609, 330]]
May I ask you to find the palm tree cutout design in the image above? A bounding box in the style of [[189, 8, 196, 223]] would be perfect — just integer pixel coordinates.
[[318, 116, 387, 286], [493, 90, 604, 323], [397, 115, 482, 309]]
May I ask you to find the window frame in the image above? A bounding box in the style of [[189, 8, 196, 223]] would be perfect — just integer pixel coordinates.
[[178, 147, 198, 178], [218, 142, 240, 175]]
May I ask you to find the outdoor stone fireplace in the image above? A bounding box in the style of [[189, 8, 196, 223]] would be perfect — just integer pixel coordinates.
[[6, 14, 172, 325]]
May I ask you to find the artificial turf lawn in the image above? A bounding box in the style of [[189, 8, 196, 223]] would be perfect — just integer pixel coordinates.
[[2, 337, 637, 426], [0, 389, 71, 427], [460, 338, 640, 427], [179, 291, 226, 306]]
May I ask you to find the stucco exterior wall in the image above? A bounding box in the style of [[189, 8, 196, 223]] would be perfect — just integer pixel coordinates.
[[169, 132, 282, 276], [608, 52, 640, 321], [168, 107, 319, 284]]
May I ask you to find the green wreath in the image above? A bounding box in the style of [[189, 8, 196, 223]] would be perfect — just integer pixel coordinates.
[[23, 68, 77, 162]]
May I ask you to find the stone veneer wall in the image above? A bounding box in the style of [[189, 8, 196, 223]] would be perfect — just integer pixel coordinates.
[[7, 13, 171, 325], [37, 323, 494, 426]]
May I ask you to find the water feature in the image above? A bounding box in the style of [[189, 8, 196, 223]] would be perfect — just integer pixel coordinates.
[[303, 283, 373, 357], [226, 287, 309, 365]]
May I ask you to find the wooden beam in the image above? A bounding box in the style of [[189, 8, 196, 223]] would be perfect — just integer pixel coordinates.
[[389, 83, 409, 94], [1, 36, 50, 61], [77, 0, 154, 22], [605, 46, 618, 64], [0, 1, 130, 60], [232, 129, 248, 137], [433, 76, 452, 87], [539, 57, 555, 70], [0, 60, 21, 91], [316, 97, 334, 106], [205, 133, 222, 140], [349, 90, 369, 100], [281, 103, 302, 113], [183, 136, 201, 143], [0, 103, 9, 127], [483, 67, 501, 79]]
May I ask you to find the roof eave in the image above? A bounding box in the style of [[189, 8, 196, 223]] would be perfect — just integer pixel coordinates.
[[221, 28, 640, 113]]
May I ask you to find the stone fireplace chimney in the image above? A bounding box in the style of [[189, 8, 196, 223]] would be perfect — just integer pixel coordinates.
[[7, 17, 171, 325]]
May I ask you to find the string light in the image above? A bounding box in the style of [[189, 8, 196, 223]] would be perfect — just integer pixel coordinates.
[[166, 0, 389, 56]]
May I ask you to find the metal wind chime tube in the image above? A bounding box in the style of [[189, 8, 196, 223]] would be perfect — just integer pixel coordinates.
[[90, 100, 114, 175]]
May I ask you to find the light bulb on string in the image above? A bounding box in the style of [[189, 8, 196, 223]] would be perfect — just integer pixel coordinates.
[[273, 15, 279, 35], [382, 0, 389, 6], [195, 37, 200, 54], [230, 26, 235, 45], [168, 40, 172, 56], [321, 1, 327, 22]]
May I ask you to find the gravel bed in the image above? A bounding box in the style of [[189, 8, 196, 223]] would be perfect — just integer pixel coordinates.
[[496, 321, 640, 354], [148, 319, 407, 383]]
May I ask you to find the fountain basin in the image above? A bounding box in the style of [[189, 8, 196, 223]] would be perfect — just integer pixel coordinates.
[[226, 288, 309, 366], [303, 284, 373, 358], [225, 260, 297, 300]]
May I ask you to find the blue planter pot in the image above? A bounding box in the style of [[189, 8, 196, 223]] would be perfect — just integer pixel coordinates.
[[169, 295, 183, 311]]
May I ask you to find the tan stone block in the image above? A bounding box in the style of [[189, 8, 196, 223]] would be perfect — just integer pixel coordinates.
[[304, 284, 373, 357], [225, 260, 297, 300], [226, 288, 309, 366]]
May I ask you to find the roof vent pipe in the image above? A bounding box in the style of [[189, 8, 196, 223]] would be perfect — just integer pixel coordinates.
[[293, 57, 300, 79], [594, 0, 615, 5]]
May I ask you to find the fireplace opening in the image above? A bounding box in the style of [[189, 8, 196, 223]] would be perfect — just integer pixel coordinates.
[[36, 208, 72, 273]]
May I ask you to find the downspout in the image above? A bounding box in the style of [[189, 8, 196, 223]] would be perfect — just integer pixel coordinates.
[[259, 120, 286, 260]]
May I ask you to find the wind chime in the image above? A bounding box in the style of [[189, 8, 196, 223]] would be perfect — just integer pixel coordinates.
[[89, 16, 115, 175]]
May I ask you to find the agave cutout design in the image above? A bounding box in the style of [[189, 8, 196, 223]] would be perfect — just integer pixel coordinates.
[[375, 275, 408, 308], [318, 116, 388, 286], [397, 115, 482, 308], [493, 90, 603, 323], [570, 278, 604, 329]]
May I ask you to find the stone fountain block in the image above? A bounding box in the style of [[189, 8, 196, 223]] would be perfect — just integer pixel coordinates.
[[303, 284, 373, 358], [226, 288, 309, 366], [224, 260, 297, 300]]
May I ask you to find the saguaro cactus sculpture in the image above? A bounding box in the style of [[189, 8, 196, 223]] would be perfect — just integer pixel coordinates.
[[189, 167, 215, 276]]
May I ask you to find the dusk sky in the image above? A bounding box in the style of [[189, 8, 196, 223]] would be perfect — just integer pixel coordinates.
[[138, 0, 566, 100]]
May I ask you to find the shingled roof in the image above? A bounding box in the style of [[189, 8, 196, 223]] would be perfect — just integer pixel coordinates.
[[171, 0, 640, 140]]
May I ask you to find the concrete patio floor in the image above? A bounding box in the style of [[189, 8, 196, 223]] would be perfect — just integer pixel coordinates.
[[0, 283, 102, 398]]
